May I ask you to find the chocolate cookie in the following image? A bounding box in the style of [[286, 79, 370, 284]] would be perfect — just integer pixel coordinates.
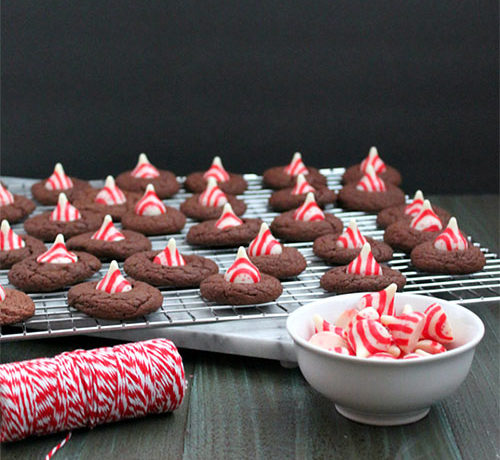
[[376, 204, 451, 229], [23, 210, 104, 241], [0, 195, 36, 223], [121, 208, 186, 235], [8, 252, 101, 292], [342, 164, 402, 186], [410, 241, 486, 274], [268, 187, 337, 212], [0, 288, 36, 325], [249, 247, 307, 279], [338, 183, 405, 212], [187, 218, 262, 247], [270, 212, 343, 242], [72, 189, 142, 221], [263, 166, 327, 190], [200, 273, 282, 305], [313, 235, 393, 265], [124, 252, 218, 287], [184, 172, 247, 195], [31, 178, 92, 205], [67, 279, 163, 319], [0, 235, 46, 269], [384, 220, 442, 253], [66, 230, 151, 261], [180, 195, 246, 221], [115, 170, 180, 199], [320, 265, 406, 293]]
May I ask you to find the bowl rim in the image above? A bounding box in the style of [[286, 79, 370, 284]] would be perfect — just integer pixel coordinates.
[[286, 292, 485, 365]]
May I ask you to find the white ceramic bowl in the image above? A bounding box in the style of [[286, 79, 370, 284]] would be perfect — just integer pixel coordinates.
[[286, 293, 484, 426]]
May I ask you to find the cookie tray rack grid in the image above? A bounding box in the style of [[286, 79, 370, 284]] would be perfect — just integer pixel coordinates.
[[1, 169, 499, 342]]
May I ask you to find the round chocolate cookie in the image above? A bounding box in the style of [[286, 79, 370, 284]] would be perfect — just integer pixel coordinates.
[[342, 164, 402, 186], [313, 235, 393, 265], [180, 195, 246, 221], [8, 252, 101, 292], [263, 166, 327, 190], [121, 208, 186, 236], [200, 273, 282, 305], [0, 195, 36, 223], [0, 235, 46, 269], [124, 252, 218, 287], [184, 172, 247, 195], [67, 280, 163, 320], [249, 247, 307, 279], [0, 288, 36, 325], [338, 183, 405, 212], [411, 241, 486, 274], [115, 170, 180, 199], [270, 212, 343, 242], [376, 204, 451, 229], [66, 230, 152, 261], [187, 218, 262, 247], [320, 265, 406, 293], [23, 210, 104, 242], [384, 220, 443, 253], [268, 187, 337, 212], [31, 178, 92, 205]]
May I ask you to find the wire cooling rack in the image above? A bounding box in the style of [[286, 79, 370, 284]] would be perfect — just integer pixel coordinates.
[[1, 169, 499, 342]]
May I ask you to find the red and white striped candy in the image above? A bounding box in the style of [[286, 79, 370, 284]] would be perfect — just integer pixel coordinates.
[[153, 238, 186, 267], [91, 215, 125, 242], [381, 309, 425, 354], [198, 177, 228, 208], [95, 176, 127, 205], [0, 183, 14, 207], [353, 307, 380, 322], [421, 303, 454, 343], [203, 156, 230, 182], [313, 314, 346, 337], [368, 352, 397, 360], [346, 243, 382, 276], [410, 200, 443, 232], [335, 308, 359, 330], [357, 283, 397, 316], [248, 223, 282, 256], [433, 217, 468, 251], [293, 193, 325, 222], [44, 163, 74, 191], [0, 220, 25, 250], [130, 153, 160, 179], [96, 260, 132, 293], [347, 318, 393, 358], [224, 247, 262, 284], [284, 152, 308, 176], [134, 184, 167, 216], [355, 165, 387, 192], [336, 219, 367, 248], [405, 190, 424, 216], [291, 174, 315, 195], [49, 193, 82, 222], [415, 339, 447, 355], [0, 284, 5, 302], [308, 331, 348, 351], [403, 350, 431, 359], [37, 234, 78, 264], [215, 203, 243, 230], [360, 147, 387, 174]]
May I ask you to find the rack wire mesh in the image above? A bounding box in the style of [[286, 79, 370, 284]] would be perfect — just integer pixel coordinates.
[[1, 169, 499, 342]]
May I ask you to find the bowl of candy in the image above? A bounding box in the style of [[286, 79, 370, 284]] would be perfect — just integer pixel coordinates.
[[286, 285, 484, 425]]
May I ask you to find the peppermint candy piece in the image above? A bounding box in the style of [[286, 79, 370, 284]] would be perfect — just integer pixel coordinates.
[[154, 238, 186, 267], [0, 220, 25, 251], [433, 217, 468, 251], [248, 223, 282, 256], [335, 308, 359, 330], [421, 303, 454, 343], [224, 246, 262, 284], [203, 156, 230, 182], [357, 283, 397, 316], [356, 165, 387, 192], [91, 215, 125, 242], [96, 260, 132, 293], [415, 339, 447, 355], [346, 243, 382, 276], [50, 193, 82, 222], [130, 153, 160, 179], [353, 307, 380, 322], [284, 152, 308, 176], [36, 234, 78, 264], [198, 177, 228, 208], [313, 314, 346, 338], [381, 309, 426, 354], [308, 331, 348, 351], [0, 183, 14, 207], [291, 174, 315, 196], [360, 147, 387, 174], [347, 318, 392, 358], [336, 219, 367, 248], [95, 176, 127, 205], [368, 352, 397, 360], [44, 163, 74, 191], [0, 284, 5, 302], [215, 203, 243, 230], [293, 193, 325, 222], [405, 190, 424, 216], [410, 200, 443, 232], [134, 184, 167, 216]]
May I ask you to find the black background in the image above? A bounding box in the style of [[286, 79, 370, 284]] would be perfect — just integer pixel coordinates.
[[1, 0, 498, 193]]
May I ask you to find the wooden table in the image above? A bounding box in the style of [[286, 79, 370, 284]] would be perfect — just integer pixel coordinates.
[[1, 195, 498, 459]]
